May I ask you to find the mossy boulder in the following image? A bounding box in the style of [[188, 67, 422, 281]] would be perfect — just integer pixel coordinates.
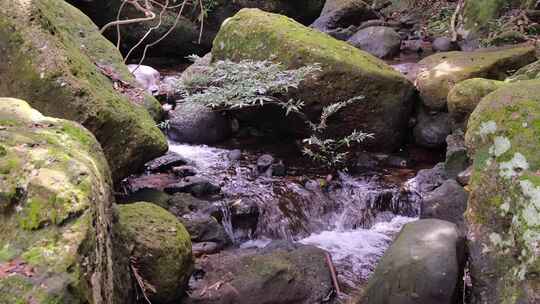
[[212, 9, 415, 151], [67, 0, 324, 58], [416, 45, 536, 111], [464, 80, 540, 303], [506, 60, 540, 82], [0, 0, 168, 182], [116, 202, 193, 304], [0, 98, 115, 303], [447, 78, 507, 130], [360, 219, 466, 304]]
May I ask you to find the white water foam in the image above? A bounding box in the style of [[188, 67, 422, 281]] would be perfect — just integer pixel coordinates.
[[299, 216, 417, 290]]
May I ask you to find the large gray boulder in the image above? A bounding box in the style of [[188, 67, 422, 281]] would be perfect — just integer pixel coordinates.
[[420, 180, 469, 230], [168, 102, 232, 144], [413, 109, 452, 149], [311, 0, 377, 34], [360, 219, 466, 304], [347, 26, 402, 59]]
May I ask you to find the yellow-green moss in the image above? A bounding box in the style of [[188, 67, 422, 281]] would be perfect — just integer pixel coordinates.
[[417, 45, 536, 110], [447, 78, 507, 129], [212, 8, 415, 151], [0, 98, 115, 303], [116, 202, 193, 303]]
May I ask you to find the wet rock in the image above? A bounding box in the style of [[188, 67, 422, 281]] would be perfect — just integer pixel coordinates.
[[0, 0, 167, 182], [421, 180, 468, 229], [227, 149, 242, 161], [361, 219, 466, 304], [0, 98, 118, 303], [186, 243, 334, 304], [432, 37, 458, 52], [416, 45, 536, 111], [311, 0, 377, 33], [456, 166, 472, 186], [271, 160, 287, 176], [127, 64, 160, 95], [168, 193, 213, 217], [172, 165, 198, 178], [212, 9, 415, 152], [180, 214, 231, 247], [192, 242, 220, 257], [326, 25, 359, 41], [119, 188, 172, 209], [305, 180, 322, 191], [464, 79, 540, 303], [447, 78, 506, 130], [257, 154, 274, 174], [168, 102, 232, 144], [350, 151, 380, 173], [445, 131, 469, 179], [145, 151, 188, 173], [347, 26, 402, 59], [122, 173, 178, 193], [406, 163, 448, 194], [413, 109, 452, 149], [384, 155, 412, 168], [229, 199, 260, 237], [164, 176, 221, 197], [116, 202, 193, 304]]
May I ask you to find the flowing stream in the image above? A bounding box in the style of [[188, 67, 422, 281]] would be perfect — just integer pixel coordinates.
[[169, 141, 423, 294]]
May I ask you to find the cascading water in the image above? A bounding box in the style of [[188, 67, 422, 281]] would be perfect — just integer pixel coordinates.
[[168, 141, 423, 295]]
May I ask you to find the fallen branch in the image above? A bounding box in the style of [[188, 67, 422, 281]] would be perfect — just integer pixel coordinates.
[[324, 252, 341, 296], [130, 257, 156, 304]]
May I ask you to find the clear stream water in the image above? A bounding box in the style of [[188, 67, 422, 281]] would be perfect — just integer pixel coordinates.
[[169, 141, 421, 294]]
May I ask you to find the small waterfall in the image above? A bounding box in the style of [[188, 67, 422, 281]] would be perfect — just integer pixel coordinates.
[[219, 202, 236, 244], [167, 142, 423, 296]]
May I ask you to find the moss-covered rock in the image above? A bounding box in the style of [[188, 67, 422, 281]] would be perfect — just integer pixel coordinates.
[[0, 0, 168, 182], [212, 9, 415, 151], [416, 45, 536, 110], [447, 78, 507, 130], [506, 60, 540, 82], [0, 98, 115, 303], [464, 80, 540, 304], [116, 202, 193, 303]]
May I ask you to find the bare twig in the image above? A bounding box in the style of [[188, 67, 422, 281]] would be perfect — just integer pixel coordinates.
[[324, 252, 341, 296], [100, 0, 156, 34], [130, 257, 155, 304], [129, 0, 187, 67], [124, 0, 170, 67]]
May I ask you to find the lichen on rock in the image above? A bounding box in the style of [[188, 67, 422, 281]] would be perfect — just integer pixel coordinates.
[[465, 80, 540, 303], [0, 98, 115, 303]]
